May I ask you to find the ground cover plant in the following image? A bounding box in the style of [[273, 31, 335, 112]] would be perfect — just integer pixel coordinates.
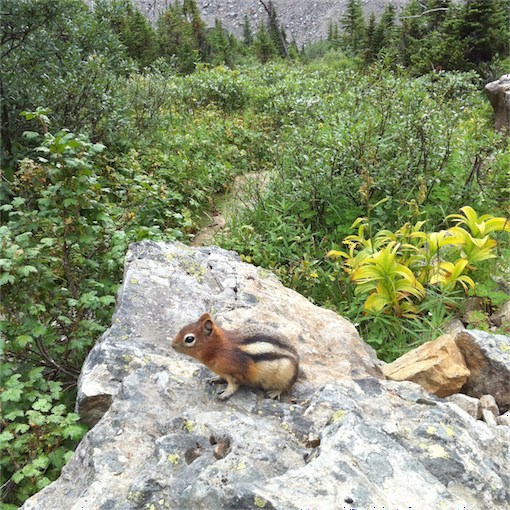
[[1, 0, 509, 506]]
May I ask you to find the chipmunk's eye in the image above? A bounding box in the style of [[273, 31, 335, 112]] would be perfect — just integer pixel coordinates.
[[184, 334, 196, 346]]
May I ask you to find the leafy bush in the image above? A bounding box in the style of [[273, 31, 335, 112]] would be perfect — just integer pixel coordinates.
[[0, 119, 157, 504], [328, 206, 510, 316], [0, 0, 130, 173], [0, 366, 87, 507]]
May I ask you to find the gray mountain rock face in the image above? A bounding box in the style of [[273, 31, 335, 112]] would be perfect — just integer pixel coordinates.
[[86, 0, 408, 47], [21, 241, 509, 510]]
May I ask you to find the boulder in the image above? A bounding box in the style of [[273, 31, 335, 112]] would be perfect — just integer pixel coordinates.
[[491, 300, 510, 328], [381, 334, 470, 397], [485, 74, 510, 135], [74, 241, 382, 428], [21, 242, 510, 510], [443, 393, 481, 420], [455, 330, 510, 412]]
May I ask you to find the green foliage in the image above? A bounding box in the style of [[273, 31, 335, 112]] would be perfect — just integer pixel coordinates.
[[1, 124, 132, 376], [216, 62, 509, 358], [327, 207, 509, 317], [311, 0, 509, 78], [242, 15, 254, 46], [0, 0, 130, 170], [157, 0, 206, 74], [0, 366, 87, 505], [340, 0, 365, 55], [253, 22, 278, 63], [95, 0, 160, 68]]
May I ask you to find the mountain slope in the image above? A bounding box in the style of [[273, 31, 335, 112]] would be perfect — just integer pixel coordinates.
[[95, 0, 408, 46]]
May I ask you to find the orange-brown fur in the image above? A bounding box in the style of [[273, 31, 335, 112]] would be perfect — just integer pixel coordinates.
[[172, 313, 299, 399]]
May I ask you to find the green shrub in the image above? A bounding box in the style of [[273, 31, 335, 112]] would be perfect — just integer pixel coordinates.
[[0, 366, 87, 506]]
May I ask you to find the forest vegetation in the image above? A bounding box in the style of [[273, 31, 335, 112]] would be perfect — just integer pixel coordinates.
[[1, 0, 509, 505]]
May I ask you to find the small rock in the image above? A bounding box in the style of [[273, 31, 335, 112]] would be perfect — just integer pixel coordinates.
[[443, 319, 464, 336], [463, 297, 485, 314], [491, 301, 510, 328], [443, 393, 481, 419], [482, 408, 498, 427], [496, 411, 510, 426], [480, 394, 499, 417], [382, 334, 470, 397]]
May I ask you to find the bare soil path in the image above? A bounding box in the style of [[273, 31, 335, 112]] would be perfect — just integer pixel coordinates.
[[191, 171, 270, 246]]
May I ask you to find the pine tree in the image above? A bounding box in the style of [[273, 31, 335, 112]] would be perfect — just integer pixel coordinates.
[[400, 0, 429, 67], [364, 12, 377, 62], [340, 0, 365, 55], [157, 0, 206, 73], [459, 0, 509, 65], [267, 1, 289, 58], [327, 21, 341, 50], [242, 15, 254, 46], [206, 18, 233, 66], [425, 0, 451, 31], [95, 0, 159, 68], [373, 4, 397, 55], [258, 0, 289, 59], [253, 21, 277, 63]]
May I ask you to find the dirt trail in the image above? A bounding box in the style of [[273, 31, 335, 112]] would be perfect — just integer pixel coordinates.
[[191, 171, 270, 247]]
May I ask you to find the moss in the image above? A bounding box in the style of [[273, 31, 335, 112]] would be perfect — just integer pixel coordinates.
[[330, 410, 348, 423], [167, 453, 180, 464], [254, 496, 267, 508]]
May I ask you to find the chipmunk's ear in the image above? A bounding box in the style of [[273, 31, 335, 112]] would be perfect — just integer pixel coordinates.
[[199, 313, 214, 336]]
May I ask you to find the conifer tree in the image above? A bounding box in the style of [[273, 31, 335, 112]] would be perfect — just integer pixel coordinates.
[[340, 0, 365, 55], [425, 0, 451, 31], [253, 21, 277, 63], [459, 0, 509, 65], [258, 0, 289, 58], [400, 0, 429, 67], [242, 15, 254, 46], [373, 4, 397, 54], [364, 12, 377, 62], [327, 21, 341, 50], [206, 18, 232, 66], [95, 0, 159, 68], [157, 0, 206, 73]]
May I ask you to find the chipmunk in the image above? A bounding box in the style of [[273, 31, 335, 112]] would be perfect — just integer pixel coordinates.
[[172, 313, 299, 400]]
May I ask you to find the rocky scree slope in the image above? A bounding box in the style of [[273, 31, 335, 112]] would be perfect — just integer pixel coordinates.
[[88, 0, 408, 47]]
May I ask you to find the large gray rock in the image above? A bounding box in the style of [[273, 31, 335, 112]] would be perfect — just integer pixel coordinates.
[[21, 242, 510, 510], [485, 74, 510, 135], [455, 329, 510, 413], [75, 241, 381, 429]]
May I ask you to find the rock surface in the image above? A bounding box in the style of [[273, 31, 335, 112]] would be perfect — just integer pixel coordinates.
[[75, 241, 382, 429], [491, 300, 510, 328], [443, 393, 481, 420], [455, 329, 510, 413], [87, 0, 408, 47], [21, 242, 510, 510], [485, 74, 510, 135], [381, 334, 470, 397]]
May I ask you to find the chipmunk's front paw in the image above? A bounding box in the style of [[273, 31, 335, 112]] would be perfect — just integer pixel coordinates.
[[217, 379, 239, 400]]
